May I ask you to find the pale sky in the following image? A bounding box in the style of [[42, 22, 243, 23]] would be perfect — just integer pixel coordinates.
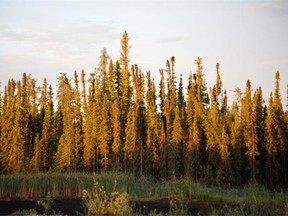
[[0, 0, 287, 105]]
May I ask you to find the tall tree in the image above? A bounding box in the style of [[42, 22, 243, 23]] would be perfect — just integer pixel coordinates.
[[166, 57, 180, 179], [159, 69, 168, 179], [131, 64, 146, 176], [55, 73, 76, 170], [270, 71, 287, 186], [99, 95, 111, 171], [242, 80, 257, 183], [229, 101, 245, 185], [36, 79, 55, 171], [119, 31, 132, 150], [111, 61, 123, 171], [83, 72, 97, 171], [73, 71, 84, 169], [177, 74, 187, 177], [146, 71, 160, 176], [253, 87, 266, 183]]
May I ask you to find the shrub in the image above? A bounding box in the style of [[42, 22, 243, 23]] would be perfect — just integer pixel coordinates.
[[82, 181, 132, 215]]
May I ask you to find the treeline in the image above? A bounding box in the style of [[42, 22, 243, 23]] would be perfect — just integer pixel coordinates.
[[0, 31, 288, 188]]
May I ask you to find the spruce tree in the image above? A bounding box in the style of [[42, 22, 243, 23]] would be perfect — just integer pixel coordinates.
[[99, 95, 111, 171], [73, 71, 84, 169], [120, 31, 132, 152], [159, 69, 168, 179], [146, 71, 160, 176], [271, 71, 286, 186], [83, 72, 97, 171], [242, 80, 258, 183], [253, 87, 266, 183], [55, 73, 76, 170], [111, 61, 123, 171]]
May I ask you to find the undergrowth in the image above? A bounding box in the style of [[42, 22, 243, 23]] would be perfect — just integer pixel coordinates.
[[0, 172, 287, 215]]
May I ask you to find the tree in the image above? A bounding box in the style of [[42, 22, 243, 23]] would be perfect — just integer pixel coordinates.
[[186, 57, 209, 180], [111, 61, 123, 171], [120, 31, 132, 150], [133, 65, 146, 177], [55, 73, 76, 170], [170, 106, 182, 178], [205, 64, 223, 185], [229, 101, 245, 185], [83, 72, 97, 171], [12, 81, 25, 172], [266, 71, 287, 187], [253, 87, 266, 183], [242, 80, 258, 184], [177, 74, 187, 177], [146, 71, 160, 176], [73, 71, 84, 169], [99, 95, 111, 171], [165, 57, 179, 179], [159, 69, 168, 179], [266, 93, 279, 187], [37, 79, 55, 171], [21, 73, 32, 167], [123, 103, 136, 172]]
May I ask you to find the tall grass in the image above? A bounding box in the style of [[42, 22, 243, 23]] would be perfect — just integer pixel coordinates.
[[0, 172, 287, 215], [0, 172, 155, 199]]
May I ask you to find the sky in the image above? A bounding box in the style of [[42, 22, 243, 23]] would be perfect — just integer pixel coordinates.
[[0, 0, 287, 105]]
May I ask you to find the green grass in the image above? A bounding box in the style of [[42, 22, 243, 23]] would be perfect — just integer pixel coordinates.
[[0, 172, 287, 215], [0, 172, 154, 199]]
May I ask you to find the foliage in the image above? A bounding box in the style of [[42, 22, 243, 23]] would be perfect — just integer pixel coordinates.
[[0, 32, 287, 189], [82, 181, 132, 215], [37, 192, 53, 215], [0, 172, 288, 215], [10, 209, 38, 216]]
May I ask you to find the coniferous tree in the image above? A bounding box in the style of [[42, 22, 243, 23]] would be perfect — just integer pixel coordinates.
[[55, 73, 76, 170], [99, 95, 111, 171], [253, 87, 266, 183], [165, 57, 180, 179], [229, 101, 245, 185], [266, 93, 279, 187], [271, 71, 286, 186], [242, 80, 257, 183], [13, 81, 25, 171], [21, 73, 31, 167], [206, 63, 223, 185], [146, 71, 160, 176], [120, 31, 132, 152], [0, 80, 25, 172], [186, 71, 205, 180], [159, 69, 168, 179], [1, 32, 288, 189], [83, 72, 97, 171], [177, 74, 187, 177], [73, 71, 84, 169], [111, 61, 123, 171], [189, 57, 209, 180], [36, 79, 55, 171], [134, 65, 146, 177], [0, 82, 2, 172], [171, 106, 182, 178]]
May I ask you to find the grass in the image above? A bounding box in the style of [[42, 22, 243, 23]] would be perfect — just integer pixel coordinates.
[[0, 172, 155, 199], [0, 172, 287, 215]]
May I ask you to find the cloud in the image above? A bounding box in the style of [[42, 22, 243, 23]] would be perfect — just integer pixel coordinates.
[[0, 22, 117, 44], [0, 21, 119, 63], [253, 0, 288, 17]]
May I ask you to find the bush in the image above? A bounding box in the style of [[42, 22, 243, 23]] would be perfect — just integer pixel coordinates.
[[82, 181, 132, 215]]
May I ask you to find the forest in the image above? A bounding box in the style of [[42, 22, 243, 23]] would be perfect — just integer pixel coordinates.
[[0, 31, 288, 189]]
